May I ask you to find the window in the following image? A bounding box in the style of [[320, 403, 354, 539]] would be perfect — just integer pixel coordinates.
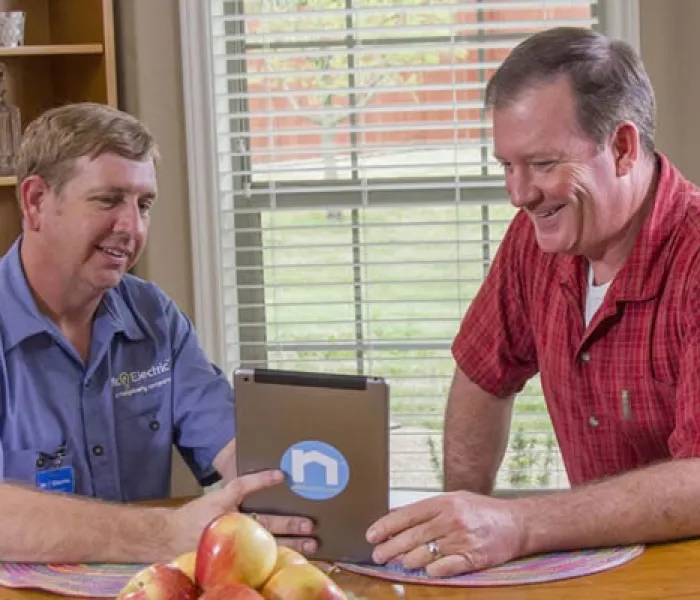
[[180, 0, 639, 492]]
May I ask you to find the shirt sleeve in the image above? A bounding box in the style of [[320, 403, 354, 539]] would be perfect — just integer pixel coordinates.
[[668, 258, 700, 458], [165, 300, 235, 485], [0, 338, 5, 483], [451, 211, 539, 397]]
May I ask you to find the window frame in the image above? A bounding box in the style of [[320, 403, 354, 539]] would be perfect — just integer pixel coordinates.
[[178, 0, 640, 396]]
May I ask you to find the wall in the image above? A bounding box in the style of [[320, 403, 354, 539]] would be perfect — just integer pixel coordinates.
[[113, 0, 201, 497], [640, 0, 700, 184], [112, 0, 699, 497]]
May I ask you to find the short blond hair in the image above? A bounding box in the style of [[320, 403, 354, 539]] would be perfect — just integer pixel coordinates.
[[16, 102, 160, 195]]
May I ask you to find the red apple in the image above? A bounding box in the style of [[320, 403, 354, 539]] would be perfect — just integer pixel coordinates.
[[117, 563, 199, 600], [199, 583, 264, 600], [196, 513, 278, 590], [261, 563, 346, 600]]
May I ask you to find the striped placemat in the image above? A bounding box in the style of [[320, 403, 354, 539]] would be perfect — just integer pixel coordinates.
[[338, 545, 644, 587], [0, 562, 146, 597]]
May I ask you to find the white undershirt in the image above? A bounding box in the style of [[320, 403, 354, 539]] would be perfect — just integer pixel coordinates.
[[585, 264, 612, 326]]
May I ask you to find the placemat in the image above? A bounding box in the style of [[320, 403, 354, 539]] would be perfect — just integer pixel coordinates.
[[0, 562, 147, 597], [337, 545, 644, 587]]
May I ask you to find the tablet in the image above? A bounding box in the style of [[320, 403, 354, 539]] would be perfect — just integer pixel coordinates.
[[233, 368, 390, 563]]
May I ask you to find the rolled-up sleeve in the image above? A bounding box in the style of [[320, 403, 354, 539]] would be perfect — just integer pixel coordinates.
[[451, 212, 538, 398], [166, 302, 235, 484]]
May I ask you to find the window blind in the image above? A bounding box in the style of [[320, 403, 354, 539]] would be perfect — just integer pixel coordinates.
[[208, 0, 600, 491]]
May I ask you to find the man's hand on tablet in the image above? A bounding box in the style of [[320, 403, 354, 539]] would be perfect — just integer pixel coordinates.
[[167, 469, 317, 556]]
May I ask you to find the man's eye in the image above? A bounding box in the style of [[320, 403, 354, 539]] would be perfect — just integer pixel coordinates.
[[139, 203, 152, 215], [100, 197, 120, 205], [532, 161, 556, 171]]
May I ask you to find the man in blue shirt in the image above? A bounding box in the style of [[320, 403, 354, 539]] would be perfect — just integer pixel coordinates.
[[0, 103, 315, 563]]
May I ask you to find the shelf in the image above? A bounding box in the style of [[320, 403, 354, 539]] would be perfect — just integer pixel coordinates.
[[0, 44, 104, 57], [0, 176, 17, 187]]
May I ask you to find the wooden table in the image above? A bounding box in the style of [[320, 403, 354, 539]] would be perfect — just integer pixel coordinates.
[[0, 539, 699, 599]]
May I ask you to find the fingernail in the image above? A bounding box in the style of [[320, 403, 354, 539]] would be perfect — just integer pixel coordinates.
[[372, 550, 384, 564], [302, 540, 316, 554], [300, 521, 313, 535], [367, 527, 378, 543]]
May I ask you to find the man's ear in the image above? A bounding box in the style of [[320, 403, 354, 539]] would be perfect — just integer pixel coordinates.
[[19, 176, 51, 231], [611, 121, 640, 177]]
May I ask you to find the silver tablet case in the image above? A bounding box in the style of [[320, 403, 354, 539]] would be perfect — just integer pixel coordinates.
[[233, 368, 389, 563]]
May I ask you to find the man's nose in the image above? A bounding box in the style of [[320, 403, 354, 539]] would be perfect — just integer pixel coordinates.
[[507, 170, 540, 208], [113, 202, 145, 234]]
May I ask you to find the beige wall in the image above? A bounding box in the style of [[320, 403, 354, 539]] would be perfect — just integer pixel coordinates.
[[112, 0, 699, 496], [640, 0, 700, 184]]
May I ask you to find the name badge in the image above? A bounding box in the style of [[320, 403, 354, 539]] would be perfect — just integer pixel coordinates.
[[36, 466, 75, 493]]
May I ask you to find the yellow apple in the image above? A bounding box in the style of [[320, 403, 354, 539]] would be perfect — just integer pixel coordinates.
[[261, 563, 346, 600], [169, 551, 197, 582], [117, 563, 199, 600], [200, 583, 265, 600], [272, 547, 307, 574]]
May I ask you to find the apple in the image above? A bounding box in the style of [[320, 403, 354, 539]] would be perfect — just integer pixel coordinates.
[[261, 563, 346, 600], [272, 547, 307, 573], [196, 513, 278, 590], [117, 563, 199, 600], [169, 551, 197, 582], [199, 583, 264, 600]]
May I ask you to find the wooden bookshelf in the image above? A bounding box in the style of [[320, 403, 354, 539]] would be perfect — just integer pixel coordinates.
[[0, 43, 104, 56], [0, 0, 116, 255]]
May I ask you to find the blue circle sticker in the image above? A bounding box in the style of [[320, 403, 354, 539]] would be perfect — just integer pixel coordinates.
[[280, 440, 350, 500]]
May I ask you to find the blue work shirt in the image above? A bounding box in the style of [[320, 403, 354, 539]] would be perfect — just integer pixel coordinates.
[[0, 238, 235, 501]]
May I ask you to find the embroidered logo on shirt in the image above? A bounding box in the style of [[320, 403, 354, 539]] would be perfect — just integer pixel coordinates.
[[112, 360, 171, 398]]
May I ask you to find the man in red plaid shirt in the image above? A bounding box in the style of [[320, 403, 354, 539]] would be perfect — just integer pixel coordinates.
[[367, 26, 700, 576]]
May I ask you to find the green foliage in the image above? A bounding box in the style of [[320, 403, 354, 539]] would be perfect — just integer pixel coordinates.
[[508, 426, 557, 488], [426, 435, 443, 487]]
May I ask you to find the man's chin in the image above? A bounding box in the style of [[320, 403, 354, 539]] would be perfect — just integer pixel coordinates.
[[534, 234, 573, 255], [94, 271, 126, 292]]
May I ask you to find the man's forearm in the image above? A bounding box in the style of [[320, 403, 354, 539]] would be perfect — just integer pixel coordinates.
[[516, 458, 700, 556], [0, 484, 176, 563], [443, 370, 513, 494]]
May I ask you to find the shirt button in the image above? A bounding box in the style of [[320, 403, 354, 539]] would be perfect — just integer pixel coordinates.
[[588, 415, 600, 428], [92, 445, 104, 456], [581, 352, 591, 362], [149, 420, 160, 431]]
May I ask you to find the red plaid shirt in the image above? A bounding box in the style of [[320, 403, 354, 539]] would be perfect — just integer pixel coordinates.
[[452, 155, 700, 486]]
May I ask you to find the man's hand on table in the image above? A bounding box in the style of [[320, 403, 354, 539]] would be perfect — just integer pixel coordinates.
[[366, 491, 525, 577], [167, 470, 317, 557]]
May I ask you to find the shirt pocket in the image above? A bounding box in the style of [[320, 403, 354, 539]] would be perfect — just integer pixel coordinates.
[[113, 386, 171, 457], [114, 387, 167, 427], [2, 444, 75, 487], [620, 378, 675, 457]]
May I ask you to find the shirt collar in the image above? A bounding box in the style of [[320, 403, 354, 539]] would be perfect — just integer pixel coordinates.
[[99, 287, 146, 342], [559, 153, 691, 302], [0, 237, 145, 351]]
